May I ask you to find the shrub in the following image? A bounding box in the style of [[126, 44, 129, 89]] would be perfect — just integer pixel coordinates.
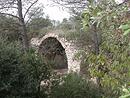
[[50, 73, 101, 98], [119, 86, 130, 98], [0, 38, 51, 98]]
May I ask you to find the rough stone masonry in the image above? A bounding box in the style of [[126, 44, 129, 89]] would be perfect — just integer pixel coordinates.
[[31, 33, 80, 73]]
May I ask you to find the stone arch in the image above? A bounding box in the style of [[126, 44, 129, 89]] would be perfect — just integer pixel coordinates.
[[31, 33, 80, 73], [38, 37, 68, 69]]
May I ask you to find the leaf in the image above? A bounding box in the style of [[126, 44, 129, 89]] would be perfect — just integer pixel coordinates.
[[122, 87, 129, 93], [123, 29, 130, 36], [119, 94, 130, 98], [88, 0, 94, 4], [119, 24, 130, 31]]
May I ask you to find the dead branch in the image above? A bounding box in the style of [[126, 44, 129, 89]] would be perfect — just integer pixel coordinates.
[[23, 0, 38, 19], [0, 12, 19, 19]]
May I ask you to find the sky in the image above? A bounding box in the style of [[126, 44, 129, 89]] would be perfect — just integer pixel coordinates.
[[39, 0, 123, 22], [39, 0, 70, 22]]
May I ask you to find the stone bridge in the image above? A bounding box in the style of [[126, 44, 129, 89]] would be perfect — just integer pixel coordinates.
[[31, 33, 80, 73]]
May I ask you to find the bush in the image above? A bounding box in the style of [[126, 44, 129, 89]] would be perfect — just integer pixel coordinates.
[[119, 86, 130, 98], [0, 38, 51, 98], [50, 73, 101, 98]]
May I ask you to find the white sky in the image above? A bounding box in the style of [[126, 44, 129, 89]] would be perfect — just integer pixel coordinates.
[[39, 0, 123, 22], [39, 0, 70, 22]]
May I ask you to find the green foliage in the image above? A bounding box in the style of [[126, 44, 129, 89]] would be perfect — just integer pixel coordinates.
[[0, 15, 19, 41], [79, 1, 130, 98], [80, 34, 130, 98], [119, 86, 130, 98], [50, 73, 101, 98], [0, 38, 51, 98], [119, 22, 130, 36], [58, 18, 72, 30], [57, 16, 82, 31], [56, 16, 85, 44], [81, 0, 128, 31], [28, 17, 53, 38]]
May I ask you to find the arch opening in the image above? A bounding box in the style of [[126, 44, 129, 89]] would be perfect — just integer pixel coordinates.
[[38, 37, 68, 70]]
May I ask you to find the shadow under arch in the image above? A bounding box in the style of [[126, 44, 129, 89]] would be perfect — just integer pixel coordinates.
[[38, 37, 68, 70]]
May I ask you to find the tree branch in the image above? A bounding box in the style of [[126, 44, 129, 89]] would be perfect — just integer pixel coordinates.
[[117, 0, 129, 6], [25, 8, 39, 25], [0, 12, 19, 19], [0, 7, 17, 10], [51, 0, 87, 12], [23, 0, 38, 18], [0, 0, 17, 8]]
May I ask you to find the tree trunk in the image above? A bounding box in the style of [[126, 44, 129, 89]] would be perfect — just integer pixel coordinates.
[[91, 23, 101, 55], [17, 0, 29, 52], [91, 23, 102, 87], [93, 28, 100, 55]]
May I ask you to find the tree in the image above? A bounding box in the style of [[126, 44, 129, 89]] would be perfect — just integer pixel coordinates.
[[80, 0, 130, 97], [0, 15, 20, 41], [52, 0, 130, 97], [51, 0, 87, 12], [0, 0, 41, 52], [55, 0, 102, 54], [28, 16, 53, 37], [0, 37, 51, 98]]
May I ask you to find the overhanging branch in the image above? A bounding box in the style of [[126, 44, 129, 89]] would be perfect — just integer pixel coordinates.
[[23, 0, 38, 18], [25, 7, 40, 25], [117, 0, 129, 6], [0, 7, 17, 10], [0, 12, 19, 19]]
